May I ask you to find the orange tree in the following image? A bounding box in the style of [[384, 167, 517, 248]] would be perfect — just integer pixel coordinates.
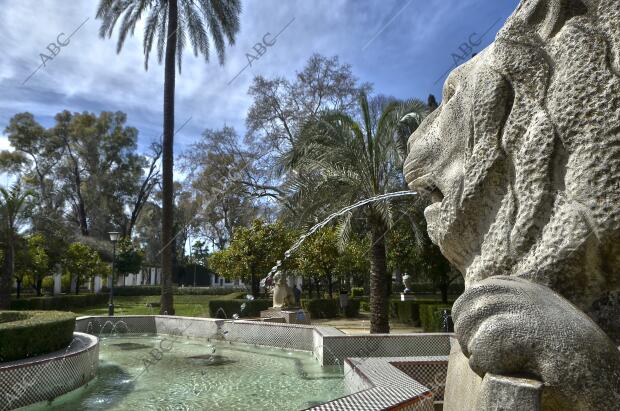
[[209, 220, 297, 297]]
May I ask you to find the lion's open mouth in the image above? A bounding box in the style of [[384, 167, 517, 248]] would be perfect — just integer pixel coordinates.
[[408, 172, 445, 210]]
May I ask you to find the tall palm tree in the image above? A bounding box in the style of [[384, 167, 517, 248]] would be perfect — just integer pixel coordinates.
[[0, 184, 32, 309], [287, 92, 427, 333], [96, 0, 241, 314]]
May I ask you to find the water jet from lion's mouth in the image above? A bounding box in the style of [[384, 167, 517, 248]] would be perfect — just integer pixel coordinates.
[[265, 190, 418, 279]]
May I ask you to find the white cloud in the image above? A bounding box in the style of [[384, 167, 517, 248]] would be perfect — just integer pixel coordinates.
[[0, 0, 517, 157]]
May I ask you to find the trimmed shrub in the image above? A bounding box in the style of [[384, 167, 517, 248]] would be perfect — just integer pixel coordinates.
[[0, 311, 76, 362], [177, 287, 248, 296], [392, 301, 421, 325], [301, 299, 340, 319], [10, 294, 108, 311], [208, 299, 271, 318], [350, 288, 365, 298], [239, 299, 271, 317], [419, 303, 453, 332], [101, 286, 247, 297], [344, 298, 361, 318], [360, 301, 370, 312], [208, 300, 242, 318]]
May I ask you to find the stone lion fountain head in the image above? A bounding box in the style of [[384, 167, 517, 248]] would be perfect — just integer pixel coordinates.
[[405, 0, 620, 337]]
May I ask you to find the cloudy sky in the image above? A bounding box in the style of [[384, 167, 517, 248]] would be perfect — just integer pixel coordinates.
[[0, 0, 519, 157]]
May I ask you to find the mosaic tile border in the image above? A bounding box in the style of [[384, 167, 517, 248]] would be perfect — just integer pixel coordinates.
[[305, 357, 435, 411], [0, 332, 99, 411]]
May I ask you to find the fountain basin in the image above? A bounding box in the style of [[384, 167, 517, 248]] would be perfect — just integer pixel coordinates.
[[24, 335, 345, 410], [0, 332, 98, 410]]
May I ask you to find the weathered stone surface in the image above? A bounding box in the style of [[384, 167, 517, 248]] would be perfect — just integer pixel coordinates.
[[404, 0, 620, 409], [477, 374, 543, 411]]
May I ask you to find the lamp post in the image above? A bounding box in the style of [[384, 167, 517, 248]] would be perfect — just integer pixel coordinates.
[[108, 231, 120, 316]]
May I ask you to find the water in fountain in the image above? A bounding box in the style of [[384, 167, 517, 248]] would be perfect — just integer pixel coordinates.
[[98, 320, 130, 337], [266, 191, 417, 278]]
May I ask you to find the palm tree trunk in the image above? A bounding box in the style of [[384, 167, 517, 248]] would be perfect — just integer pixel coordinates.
[[160, 0, 178, 315], [369, 219, 389, 333], [0, 246, 11, 309]]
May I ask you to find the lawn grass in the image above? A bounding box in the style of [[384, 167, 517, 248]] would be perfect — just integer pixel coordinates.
[[73, 292, 245, 317]]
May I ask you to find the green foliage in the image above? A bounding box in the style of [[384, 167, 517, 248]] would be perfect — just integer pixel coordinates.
[[41, 276, 54, 292], [210, 220, 297, 296], [0, 183, 34, 308], [102, 286, 247, 297], [301, 299, 340, 319], [15, 234, 49, 292], [419, 303, 453, 332], [360, 300, 370, 312], [0, 310, 76, 362], [116, 237, 144, 275], [350, 287, 365, 298], [344, 298, 361, 318], [391, 301, 421, 325], [207, 299, 270, 318], [208, 300, 242, 318], [63, 242, 111, 291], [9, 294, 108, 310], [3, 111, 161, 240]]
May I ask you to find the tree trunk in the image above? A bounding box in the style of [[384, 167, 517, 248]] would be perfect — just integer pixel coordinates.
[[16, 278, 21, 299], [160, 0, 178, 315], [314, 276, 321, 298], [327, 272, 333, 299], [306, 276, 313, 299], [369, 220, 389, 333], [36, 277, 43, 296], [75, 276, 80, 295], [250, 272, 259, 298], [0, 245, 11, 309]]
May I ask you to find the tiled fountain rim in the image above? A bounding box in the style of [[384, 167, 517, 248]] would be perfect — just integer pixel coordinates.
[[0, 332, 99, 411], [0, 332, 98, 370], [305, 357, 437, 411], [76, 314, 451, 339]]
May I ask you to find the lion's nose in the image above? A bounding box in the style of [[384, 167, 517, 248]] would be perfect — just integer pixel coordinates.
[[403, 121, 438, 188]]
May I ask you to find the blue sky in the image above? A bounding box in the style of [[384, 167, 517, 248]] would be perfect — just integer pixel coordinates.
[[0, 0, 519, 156]]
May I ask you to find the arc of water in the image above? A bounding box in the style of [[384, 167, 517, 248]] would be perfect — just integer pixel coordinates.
[[266, 191, 417, 278]]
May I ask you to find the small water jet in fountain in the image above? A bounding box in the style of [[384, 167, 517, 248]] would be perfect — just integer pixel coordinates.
[[98, 320, 130, 337]]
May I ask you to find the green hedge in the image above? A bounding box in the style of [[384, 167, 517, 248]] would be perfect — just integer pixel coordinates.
[[301, 299, 340, 319], [350, 288, 365, 298], [419, 303, 453, 332], [10, 294, 108, 311], [208, 299, 271, 318], [360, 300, 370, 312], [344, 298, 361, 318], [391, 300, 421, 325], [0, 311, 76, 362], [102, 286, 248, 296]]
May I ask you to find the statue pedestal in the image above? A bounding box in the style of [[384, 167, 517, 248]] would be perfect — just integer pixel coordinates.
[[260, 307, 311, 325], [401, 293, 416, 301]]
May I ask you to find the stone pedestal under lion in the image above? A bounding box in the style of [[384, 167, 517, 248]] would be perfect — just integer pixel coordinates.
[[404, 0, 620, 409]]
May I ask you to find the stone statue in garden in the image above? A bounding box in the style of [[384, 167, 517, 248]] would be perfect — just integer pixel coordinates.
[[404, 0, 620, 409], [402, 273, 412, 294], [272, 271, 295, 309]]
